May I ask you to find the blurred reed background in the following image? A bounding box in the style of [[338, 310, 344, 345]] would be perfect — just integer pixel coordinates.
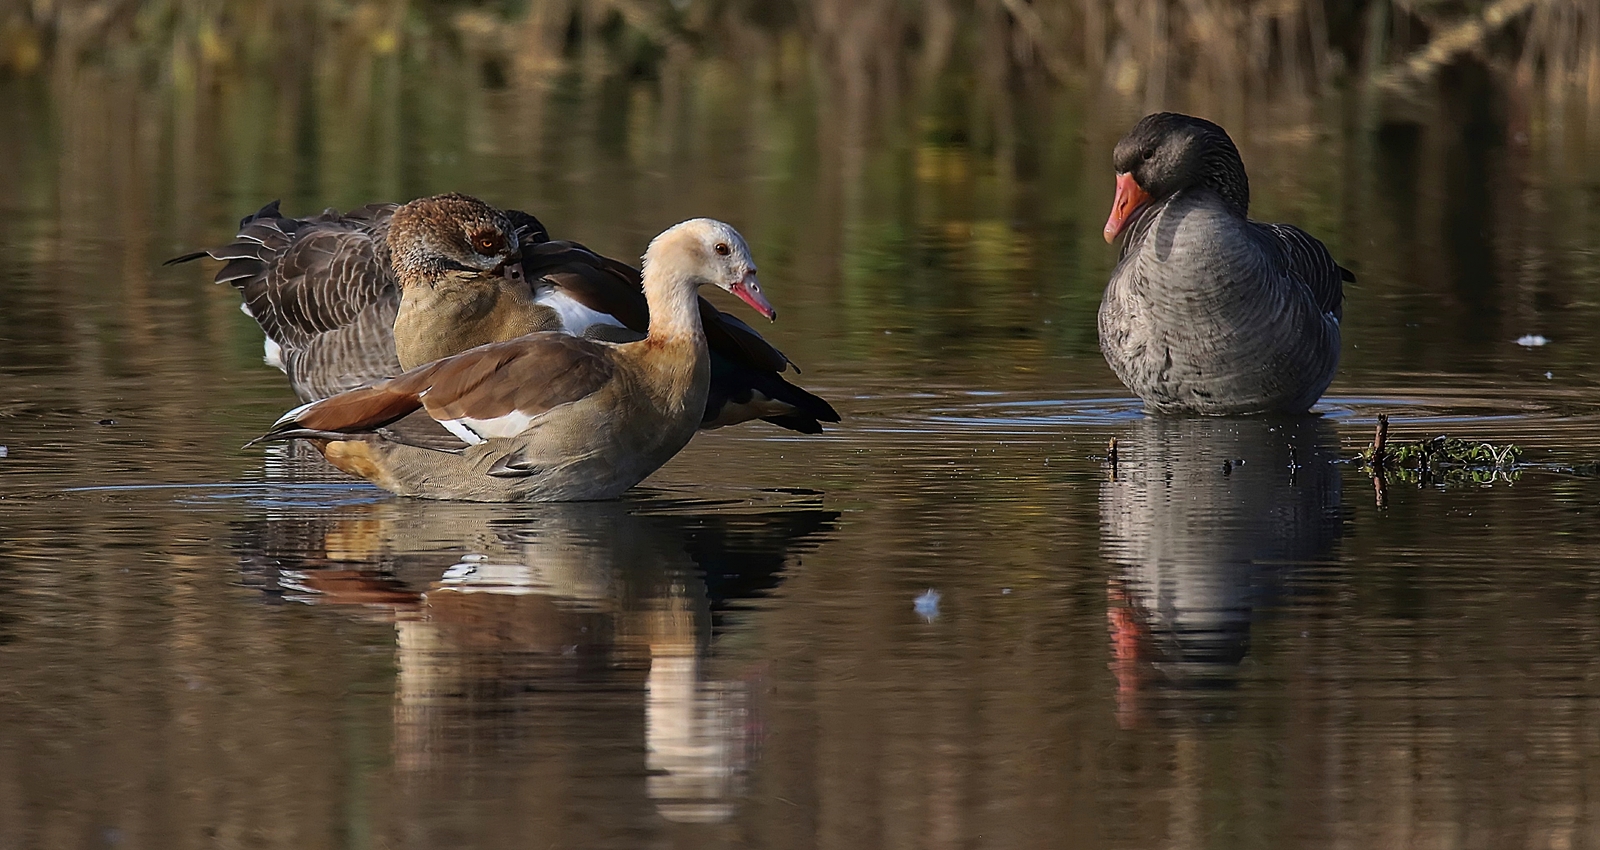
[[0, 0, 1597, 400]]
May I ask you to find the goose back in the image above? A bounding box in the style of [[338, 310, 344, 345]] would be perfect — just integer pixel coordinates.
[[1100, 189, 1345, 415]]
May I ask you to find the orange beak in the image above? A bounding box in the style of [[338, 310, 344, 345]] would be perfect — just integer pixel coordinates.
[[1104, 172, 1152, 243]]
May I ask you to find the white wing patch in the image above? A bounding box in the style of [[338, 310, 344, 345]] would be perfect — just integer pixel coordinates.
[[454, 409, 539, 440], [438, 418, 488, 446], [273, 399, 321, 429], [534, 288, 629, 336], [262, 337, 285, 371]]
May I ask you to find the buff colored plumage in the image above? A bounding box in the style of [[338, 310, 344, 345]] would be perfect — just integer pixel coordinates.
[[254, 219, 771, 502], [168, 196, 839, 433]]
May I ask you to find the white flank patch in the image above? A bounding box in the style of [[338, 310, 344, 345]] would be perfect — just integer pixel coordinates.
[[262, 337, 286, 371], [457, 409, 538, 440], [438, 418, 488, 446], [239, 302, 255, 318], [535, 288, 629, 335]]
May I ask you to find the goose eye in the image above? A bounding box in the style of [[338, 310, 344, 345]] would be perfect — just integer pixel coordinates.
[[714, 243, 731, 256], [1142, 149, 1155, 161]]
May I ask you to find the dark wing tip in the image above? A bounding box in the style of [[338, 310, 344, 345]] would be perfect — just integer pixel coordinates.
[[761, 414, 826, 434], [1340, 265, 1357, 283], [245, 427, 348, 447], [242, 200, 284, 228], [163, 250, 212, 266], [505, 209, 550, 245]]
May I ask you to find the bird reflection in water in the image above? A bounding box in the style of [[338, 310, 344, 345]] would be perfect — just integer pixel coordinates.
[[229, 497, 836, 830], [1101, 417, 1343, 727]]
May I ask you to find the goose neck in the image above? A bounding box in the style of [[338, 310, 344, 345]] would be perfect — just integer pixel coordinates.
[[640, 264, 705, 344]]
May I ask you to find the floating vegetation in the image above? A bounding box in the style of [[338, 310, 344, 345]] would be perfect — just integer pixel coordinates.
[[1359, 414, 1526, 490], [1380, 436, 1524, 486]]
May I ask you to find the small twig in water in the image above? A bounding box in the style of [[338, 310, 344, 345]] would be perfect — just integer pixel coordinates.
[[1371, 414, 1389, 469]]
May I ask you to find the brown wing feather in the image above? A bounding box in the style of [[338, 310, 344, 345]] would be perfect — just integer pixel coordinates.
[[168, 201, 403, 400], [522, 240, 651, 331], [250, 213, 397, 349], [257, 333, 616, 444], [265, 383, 426, 438], [412, 334, 617, 422]]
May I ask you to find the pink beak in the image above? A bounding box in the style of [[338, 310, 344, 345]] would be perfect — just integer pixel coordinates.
[[730, 272, 776, 321]]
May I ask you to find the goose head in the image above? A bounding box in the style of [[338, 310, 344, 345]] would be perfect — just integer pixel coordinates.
[[644, 218, 775, 320], [1105, 112, 1250, 243], [388, 193, 523, 286]]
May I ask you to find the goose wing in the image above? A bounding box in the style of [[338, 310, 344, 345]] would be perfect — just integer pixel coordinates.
[[167, 201, 403, 399], [256, 333, 617, 447], [1257, 222, 1350, 322]]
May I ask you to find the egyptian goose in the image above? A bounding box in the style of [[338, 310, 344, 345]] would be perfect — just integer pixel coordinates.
[[169, 195, 839, 433], [1099, 113, 1352, 415], [252, 219, 777, 502]]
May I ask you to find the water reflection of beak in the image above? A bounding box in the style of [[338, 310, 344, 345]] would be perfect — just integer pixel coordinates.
[[1104, 172, 1152, 243]]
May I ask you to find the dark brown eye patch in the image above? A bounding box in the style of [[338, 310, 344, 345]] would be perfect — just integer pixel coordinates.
[[472, 231, 504, 253], [714, 243, 731, 256]]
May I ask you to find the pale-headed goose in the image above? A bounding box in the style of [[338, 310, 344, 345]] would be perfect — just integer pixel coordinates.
[[253, 219, 785, 502], [1099, 113, 1352, 415], [169, 195, 839, 433]]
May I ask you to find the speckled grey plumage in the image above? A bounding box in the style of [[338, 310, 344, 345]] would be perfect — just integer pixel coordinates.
[[1100, 189, 1343, 414], [1099, 114, 1347, 415]]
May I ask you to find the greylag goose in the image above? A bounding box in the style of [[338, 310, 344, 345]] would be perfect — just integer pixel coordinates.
[[1099, 113, 1352, 415], [168, 195, 839, 433], [252, 219, 777, 502]]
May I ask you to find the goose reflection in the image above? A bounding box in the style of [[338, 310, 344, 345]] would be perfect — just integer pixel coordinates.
[[1101, 416, 1342, 725], [228, 497, 836, 831]]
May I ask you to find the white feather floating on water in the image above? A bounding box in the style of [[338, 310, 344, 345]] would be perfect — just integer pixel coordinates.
[[1516, 335, 1550, 347]]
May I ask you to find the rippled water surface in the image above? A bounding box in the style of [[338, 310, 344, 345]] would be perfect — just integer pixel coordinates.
[[3, 7, 1600, 848]]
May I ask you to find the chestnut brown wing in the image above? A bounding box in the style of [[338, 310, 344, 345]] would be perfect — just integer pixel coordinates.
[[257, 333, 616, 443]]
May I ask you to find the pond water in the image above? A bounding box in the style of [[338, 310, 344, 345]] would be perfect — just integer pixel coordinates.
[[2, 9, 1600, 849]]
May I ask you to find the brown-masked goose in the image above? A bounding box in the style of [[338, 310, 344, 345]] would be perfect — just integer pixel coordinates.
[[1099, 113, 1352, 415], [252, 219, 775, 502], [168, 195, 839, 433]]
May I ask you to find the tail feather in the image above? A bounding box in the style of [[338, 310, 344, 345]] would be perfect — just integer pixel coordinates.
[[242, 200, 284, 228], [706, 351, 841, 433], [163, 250, 211, 266], [216, 257, 264, 284]]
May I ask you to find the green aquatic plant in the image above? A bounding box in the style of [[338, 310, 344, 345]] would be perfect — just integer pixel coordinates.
[[1386, 436, 1523, 470], [1358, 414, 1525, 487]]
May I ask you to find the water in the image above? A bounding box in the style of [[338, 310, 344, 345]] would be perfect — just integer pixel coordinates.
[[3, 8, 1600, 847]]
